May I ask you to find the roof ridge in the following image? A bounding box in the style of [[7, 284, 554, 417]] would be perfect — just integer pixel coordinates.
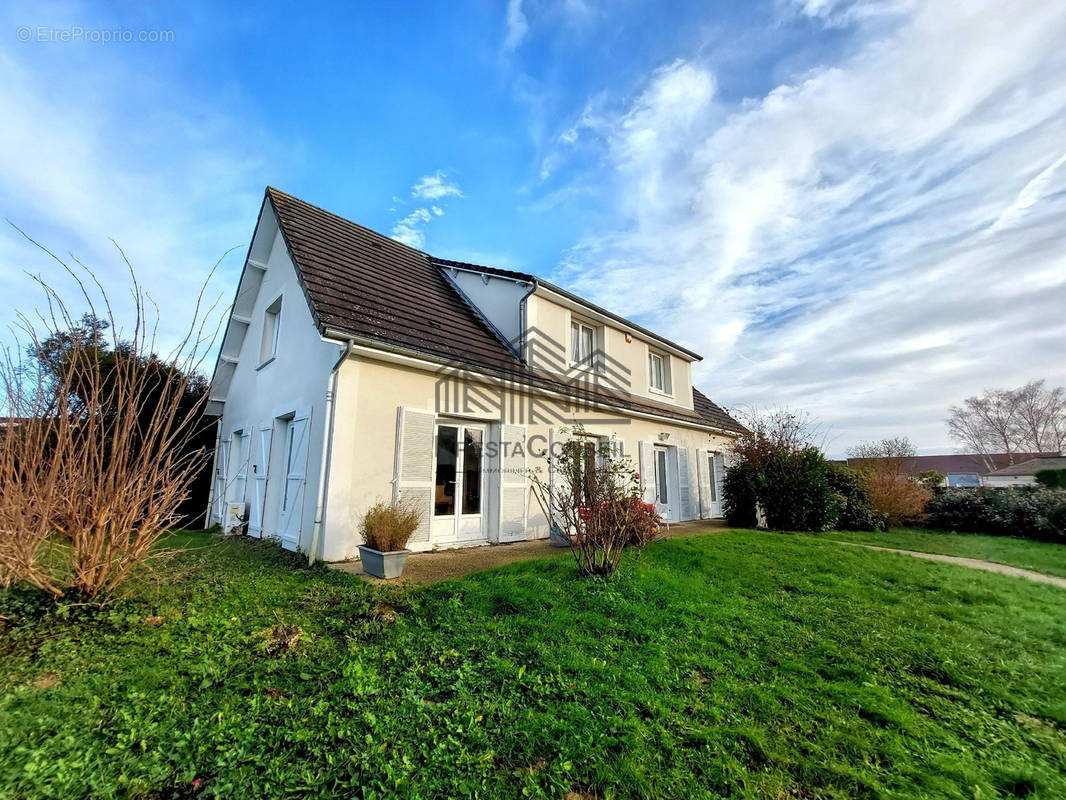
[[266, 186, 432, 260]]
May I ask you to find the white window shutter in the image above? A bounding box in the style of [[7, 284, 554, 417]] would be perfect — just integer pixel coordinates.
[[235, 429, 251, 507], [499, 424, 528, 542], [677, 446, 692, 520], [250, 423, 273, 537], [639, 442, 656, 504], [695, 449, 712, 519], [393, 407, 436, 545], [714, 453, 726, 511]]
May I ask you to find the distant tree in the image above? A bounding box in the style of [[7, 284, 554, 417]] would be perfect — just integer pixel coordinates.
[[947, 380, 1066, 469], [730, 406, 824, 470], [846, 437, 917, 477], [26, 314, 213, 526]]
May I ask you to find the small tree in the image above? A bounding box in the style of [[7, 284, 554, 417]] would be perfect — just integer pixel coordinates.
[[846, 437, 929, 526], [530, 427, 661, 576]]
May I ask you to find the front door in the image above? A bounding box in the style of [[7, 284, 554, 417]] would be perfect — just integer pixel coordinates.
[[431, 422, 487, 545]]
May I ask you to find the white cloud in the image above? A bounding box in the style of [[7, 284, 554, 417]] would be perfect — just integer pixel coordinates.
[[391, 208, 434, 248], [504, 0, 530, 52], [552, 0, 1066, 453], [411, 171, 463, 200]]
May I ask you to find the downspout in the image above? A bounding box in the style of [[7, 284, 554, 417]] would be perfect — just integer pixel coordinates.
[[308, 338, 355, 565]]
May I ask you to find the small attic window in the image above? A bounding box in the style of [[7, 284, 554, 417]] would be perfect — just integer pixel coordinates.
[[259, 296, 282, 366]]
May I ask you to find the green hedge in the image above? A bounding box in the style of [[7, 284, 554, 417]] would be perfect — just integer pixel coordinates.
[[722, 451, 882, 532], [925, 487, 1066, 543], [1035, 469, 1066, 489]]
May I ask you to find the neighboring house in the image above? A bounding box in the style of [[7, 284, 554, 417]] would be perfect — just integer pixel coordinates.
[[846, 453, 1056, 488], [983, 457, 1066, 488], [204, 188, 745, 561]]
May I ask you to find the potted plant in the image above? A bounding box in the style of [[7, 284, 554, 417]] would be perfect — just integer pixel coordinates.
[[357, 497, 423, 579]]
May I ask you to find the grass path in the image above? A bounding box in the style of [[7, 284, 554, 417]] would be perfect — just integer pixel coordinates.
[[809, 527, 1066, 578]]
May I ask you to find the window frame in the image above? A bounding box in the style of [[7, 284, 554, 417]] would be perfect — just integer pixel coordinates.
[[570, 319, 598, 371], [648, 348, 672, 395], [258, 296, 283, 368]]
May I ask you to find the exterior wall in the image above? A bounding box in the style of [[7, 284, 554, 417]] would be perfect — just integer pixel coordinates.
[[448, 270, 531, 348], [524, 292, 694, 411], [320, 353, 735, 561], [982, 475, 1037, 488], [210, 223, 343, 553]]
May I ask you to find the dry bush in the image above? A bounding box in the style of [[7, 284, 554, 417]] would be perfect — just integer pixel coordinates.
[[0, 239, 223, 601], [359, 497, 423, 552], [863, 472, 932, 527]]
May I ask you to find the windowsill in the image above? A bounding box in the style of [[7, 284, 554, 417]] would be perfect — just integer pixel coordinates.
[[648, 386, 674, 398], [256, 356, 276, 371], [569, 361, 603, 376]]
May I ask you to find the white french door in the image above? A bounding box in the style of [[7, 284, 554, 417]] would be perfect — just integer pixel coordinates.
[[249, 424, 273, 538], [213, 440, 229, 525], [654, 444, 678, 521], [430, 422, 487, 545], [706, 453, 722, 518]]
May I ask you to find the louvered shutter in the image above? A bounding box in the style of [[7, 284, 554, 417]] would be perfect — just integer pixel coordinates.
[[393, 407, 435, 545], [639, 441, 657, 504], [499, 424, 528, 542], [714, 453, 726, 513], [696, 449, 712, 518], [677, 446, 692, 520], [214, 440, 229, 524]]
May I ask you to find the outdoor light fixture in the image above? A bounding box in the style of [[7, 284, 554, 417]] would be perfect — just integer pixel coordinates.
[[658, 432, 670, 441]]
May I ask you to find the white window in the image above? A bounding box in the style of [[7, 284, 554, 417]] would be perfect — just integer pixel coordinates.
[[648, 349, 672, 394], [571, 320, 597, 368], [260, 296, 282, 365]]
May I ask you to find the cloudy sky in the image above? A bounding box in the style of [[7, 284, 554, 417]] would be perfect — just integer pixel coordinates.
[[1, 0, 1064, 455]]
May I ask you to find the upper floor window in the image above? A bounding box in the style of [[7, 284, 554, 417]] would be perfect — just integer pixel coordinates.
[[260, 296, 282, 365], [571, 320, 597, 369], [648, 349, 672, 394]]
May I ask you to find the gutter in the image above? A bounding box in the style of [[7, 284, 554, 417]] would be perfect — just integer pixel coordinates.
[[308, 338, 355, 565]]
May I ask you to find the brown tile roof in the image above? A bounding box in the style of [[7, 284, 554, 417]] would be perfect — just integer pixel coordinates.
[[265, 187, 743, 434], [986, 456, 1066, 476]]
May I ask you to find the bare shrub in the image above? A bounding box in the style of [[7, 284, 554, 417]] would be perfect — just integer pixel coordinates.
[[531, 427, 661, 577], [0, 237, 223, 601], [863, 472, 931, 527], [359, 497, 423, 552]]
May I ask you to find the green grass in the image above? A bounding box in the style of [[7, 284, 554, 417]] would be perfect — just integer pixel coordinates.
[[808, 527, 1066, 579], [2, 530, 1066, 800]]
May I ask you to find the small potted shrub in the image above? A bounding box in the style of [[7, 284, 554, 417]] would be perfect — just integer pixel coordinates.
[[358, 497, 423, 579]]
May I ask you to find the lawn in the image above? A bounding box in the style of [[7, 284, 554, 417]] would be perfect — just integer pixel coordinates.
[[2, 530, 1066, 800], [810, 527, 1066, 579]]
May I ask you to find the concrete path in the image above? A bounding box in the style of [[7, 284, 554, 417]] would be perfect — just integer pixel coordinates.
[[329, 520, 728, 586], [837, 541, 1066, 589]]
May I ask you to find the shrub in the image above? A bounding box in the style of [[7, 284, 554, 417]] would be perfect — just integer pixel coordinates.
[[863, 473, 931, 527], [914, 470, 946, 490], [619, 497, 662, 547], [723, 463, 760, 527], [1035, 469, 1066, 489], [530, 427, 659, 577], [826, 463, 885, 531], [760, 447, 840, 532], [925, 487, 1066, 543], [360, 498, 423, 552]]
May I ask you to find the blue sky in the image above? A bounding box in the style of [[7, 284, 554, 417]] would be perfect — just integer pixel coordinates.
[[2, 0, 1065, 454]]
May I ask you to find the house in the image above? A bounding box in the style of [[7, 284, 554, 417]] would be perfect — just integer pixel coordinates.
[[845, 452, 1056, 488], [204, 188, 745, 561], [983, 456, 1066, 488]]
